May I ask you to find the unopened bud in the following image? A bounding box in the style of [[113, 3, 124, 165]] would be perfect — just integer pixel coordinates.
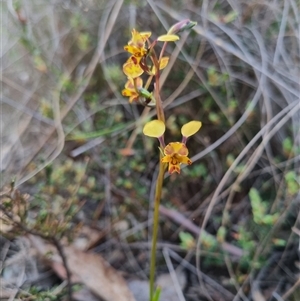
[[138, 87, 152, 99], [167, 19, 197, 35]]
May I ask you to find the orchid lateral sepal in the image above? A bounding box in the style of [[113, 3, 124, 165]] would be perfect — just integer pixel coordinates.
[[122, 77, 144, 103]]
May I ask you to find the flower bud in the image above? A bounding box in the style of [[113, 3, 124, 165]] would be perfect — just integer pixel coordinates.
[[138, 87, 152, 99], [167, 19, 197, 35]]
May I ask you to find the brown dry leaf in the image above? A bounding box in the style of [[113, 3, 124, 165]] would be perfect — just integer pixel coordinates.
[[30, 236, 135, 301], [72, 287, 100, 301], [0, 212, 16, 233], [72, 225, 105, 251], [119, 148, 136, 156], [0, 189, 29, 234], [66, 247, 136, 301]]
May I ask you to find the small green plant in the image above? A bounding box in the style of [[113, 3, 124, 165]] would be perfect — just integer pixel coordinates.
[[284, 171, 299, 196], [179, 231, 195, 250], [0, 159, 90, 301], [249, 188, 279, 225], [20, 286, 63, 301]]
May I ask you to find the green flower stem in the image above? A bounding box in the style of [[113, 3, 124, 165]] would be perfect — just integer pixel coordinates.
[[149, 43, 166, 301], [149, 159, 166, 301]]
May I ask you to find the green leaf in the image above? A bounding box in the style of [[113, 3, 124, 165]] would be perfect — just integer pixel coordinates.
[[152, 287, 162, 301]]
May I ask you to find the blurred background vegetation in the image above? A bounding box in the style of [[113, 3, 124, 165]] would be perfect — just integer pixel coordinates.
[[1, 0, 300, 300]]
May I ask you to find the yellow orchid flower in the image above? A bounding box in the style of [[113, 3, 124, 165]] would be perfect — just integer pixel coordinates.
[[123, 29, 152, 78], [162, 142, 191, 174], [143, 120, 202, 174], [128, 29, 151, 48], [124, 29, 151, 58], [122, 77, 143, 103], [124, 45, 147, 57]]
